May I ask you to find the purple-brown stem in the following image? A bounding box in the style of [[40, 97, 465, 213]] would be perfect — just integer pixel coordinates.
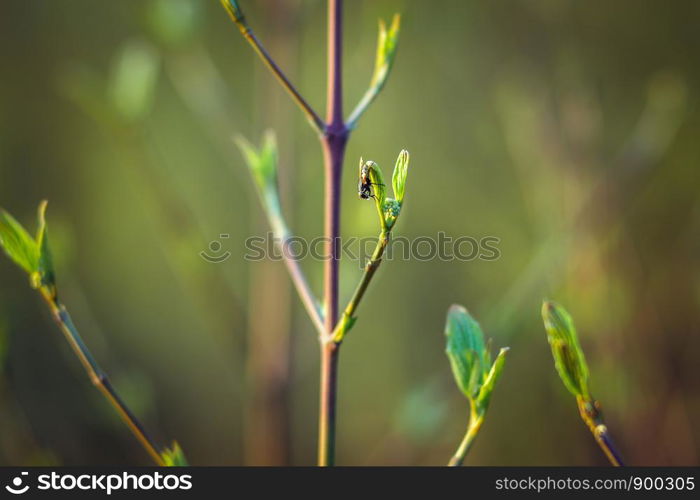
[[318, 0, 348, 466]]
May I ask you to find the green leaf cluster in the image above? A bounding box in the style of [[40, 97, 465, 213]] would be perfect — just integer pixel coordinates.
[[161, 442, 189, 466], [0, 201, 56, 291], [445, 304, 509, 416]]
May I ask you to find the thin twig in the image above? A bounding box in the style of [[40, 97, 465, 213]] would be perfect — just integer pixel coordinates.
[[577, 397, 625, 466], [38, 288, 165, 466], [222, 2, 325, 134], [329, 230, 389, 344]]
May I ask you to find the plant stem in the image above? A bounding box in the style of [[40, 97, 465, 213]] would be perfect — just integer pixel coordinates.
[[38, 287, 165, 466], [331, 230, 389, 342], [318, 0, 347, 467], [577, 397, 625, 466], [448, 414, 484, 466], [229, 18, 325, 134], [317, 341, 339, 465]]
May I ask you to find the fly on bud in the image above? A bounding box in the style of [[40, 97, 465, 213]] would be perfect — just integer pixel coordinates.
[[357, 158, 385, 202], [358, 150, 409, 231]]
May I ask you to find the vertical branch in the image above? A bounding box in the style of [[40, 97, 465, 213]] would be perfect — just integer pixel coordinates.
[[326, 0, 344, 128], [318, 0, 347, 467]]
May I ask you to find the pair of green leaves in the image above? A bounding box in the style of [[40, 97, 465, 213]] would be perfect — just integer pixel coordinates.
[[444, 305, 509, 417], [0, 201, 55, 291]]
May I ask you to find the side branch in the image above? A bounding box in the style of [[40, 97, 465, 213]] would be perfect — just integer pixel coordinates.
[[221, 0, 326, 134], [329, 230, 389, 344], [39, 288, 166, 466]]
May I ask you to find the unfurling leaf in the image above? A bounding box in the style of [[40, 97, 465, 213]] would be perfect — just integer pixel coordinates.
[[236, 131, 287, 237], [475, 347, 509, 414], [445, 305, 508, 417], [36, 201, 56, 290], [541, 300, 590, 399], [161, 442, 188, 466], [0, 201, 57, 290], [391, 149, 409, 204], [0, 208, 39, 275], [445, 304, 489, 398], [347, 14, 401, 128], [236, 130, 278, 192], [371, 15, 400, 90]]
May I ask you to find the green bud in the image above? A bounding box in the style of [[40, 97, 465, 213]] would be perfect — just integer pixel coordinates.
[[160, 441, 188, 466], [445, 305, 508, 409], [474, 347, 509, 415], [236, 130, 278, 192], [383, 198, 401, 229], [371, 14, 401, 93], [0, 201, 57, 292], [391, 149, 409, 204], [35, 201, 56, 291], [0, 207, 39, 275], [541, 300, 590, 399]]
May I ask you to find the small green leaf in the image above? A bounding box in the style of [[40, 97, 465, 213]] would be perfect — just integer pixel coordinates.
[[391, 149, 409, 204], [161, 442, 188, 466], [370, 14, 401, 94], [445, 305, 488, 398], [35, 201, 56, 290], [541, 300, 590, 399], [236, 131, 287, 237], [236, 131, 278, 192], [0, 207, 39, 275], [347, 14, 401, 128], [475, 347, 509, 415]]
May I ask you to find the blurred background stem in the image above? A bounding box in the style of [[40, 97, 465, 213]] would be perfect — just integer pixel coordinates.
[[243, 0, 300, 466]]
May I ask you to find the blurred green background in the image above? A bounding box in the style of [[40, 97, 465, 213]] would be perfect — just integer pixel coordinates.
[[1, 0, 699, 465]]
